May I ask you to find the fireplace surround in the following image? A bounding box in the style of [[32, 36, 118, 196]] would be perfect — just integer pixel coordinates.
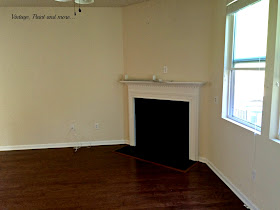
[[121, 80, 205, 161]]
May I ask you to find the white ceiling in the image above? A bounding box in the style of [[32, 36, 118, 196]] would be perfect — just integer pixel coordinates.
[[0, 0, 149, 7]]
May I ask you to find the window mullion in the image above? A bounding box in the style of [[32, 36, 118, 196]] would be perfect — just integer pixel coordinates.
[[231, 67, 266, 70]]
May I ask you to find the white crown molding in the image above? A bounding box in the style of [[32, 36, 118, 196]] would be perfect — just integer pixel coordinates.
[[0, 140, 127, 151], [199, 156, 258, 210]]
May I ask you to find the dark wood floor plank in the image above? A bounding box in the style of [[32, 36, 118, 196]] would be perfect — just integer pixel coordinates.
[[0, 145, 245, 209]]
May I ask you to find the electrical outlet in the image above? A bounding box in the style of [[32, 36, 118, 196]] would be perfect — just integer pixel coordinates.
[[214, 96, 218, 104], [252, 170, 256, 181], [71, 124, 75, 130], [95, 123, 100, 130], [163, 66, 168, 74]]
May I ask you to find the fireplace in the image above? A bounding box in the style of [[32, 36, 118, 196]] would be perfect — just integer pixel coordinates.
[[121, 80, 205, 161], [135, 98, 190, 165]]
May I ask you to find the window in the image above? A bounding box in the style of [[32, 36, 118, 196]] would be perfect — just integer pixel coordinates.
[[223, 0, 269, 131]]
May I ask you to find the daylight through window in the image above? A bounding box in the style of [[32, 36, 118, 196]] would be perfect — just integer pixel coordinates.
[[223, 0, 269, 131]]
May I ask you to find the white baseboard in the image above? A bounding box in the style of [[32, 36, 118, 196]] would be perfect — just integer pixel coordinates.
[[198, 157, 208, 164], [199, 157, 258, 210], [0, 140, 128, 151]]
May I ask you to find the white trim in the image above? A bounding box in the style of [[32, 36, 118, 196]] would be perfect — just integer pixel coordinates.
[[0, 140, 127, 151], [122, 82, 205, 161], [120, 80, 206, 87], [198, 157, 208, 163], [125, 139, 130, 145], [230, 68, 266, 71], [199, 157, 258, 210], [227, 0, 238, 6], [270, 138, 280, 145], [222, 117, 261, 135], [227, 0, 261, 14]]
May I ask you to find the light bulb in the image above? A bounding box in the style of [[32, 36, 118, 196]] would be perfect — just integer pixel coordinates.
[[74, 0, 94, 4]]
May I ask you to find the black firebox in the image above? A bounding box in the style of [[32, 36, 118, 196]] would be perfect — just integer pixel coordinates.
[[116, 98, 196, 171], [135, 98, 190, 169]]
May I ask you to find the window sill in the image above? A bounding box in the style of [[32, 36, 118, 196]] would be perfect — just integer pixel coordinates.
[[222, 117, 261, 135], [270, 138, 280, 145]]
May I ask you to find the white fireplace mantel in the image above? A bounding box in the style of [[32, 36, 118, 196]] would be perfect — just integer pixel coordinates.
[[120, 80, 206, 87], [121, 80, 206, 161]]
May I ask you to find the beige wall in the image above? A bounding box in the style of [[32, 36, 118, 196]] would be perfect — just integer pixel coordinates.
[[123, 0, 212, 81], [0, 7, 125, 145], [124, 0, 280, 209], [2, 1, 280, 208], [208, 0, 280, 209], [123, 0, 214, 157]]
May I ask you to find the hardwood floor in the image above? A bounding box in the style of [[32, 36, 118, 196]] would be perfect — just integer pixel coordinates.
[[0, 145, 245, 209]]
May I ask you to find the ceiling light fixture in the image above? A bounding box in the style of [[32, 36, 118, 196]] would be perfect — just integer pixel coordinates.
[[55, 0, 72, 2], [55, 0, 94, 4], [55, 0, 94, 15], [74, 0, 94, 4]]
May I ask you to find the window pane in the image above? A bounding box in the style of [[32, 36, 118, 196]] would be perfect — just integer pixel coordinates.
[[233, 0, 269, 61], [232, 70, 265, 127], [234, 62, 266, 68]]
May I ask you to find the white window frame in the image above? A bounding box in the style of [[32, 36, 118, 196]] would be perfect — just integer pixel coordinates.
[[222, 1, 267, 133]]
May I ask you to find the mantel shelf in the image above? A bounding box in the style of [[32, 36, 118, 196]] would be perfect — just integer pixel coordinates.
[[120, 80, 207, 87]]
